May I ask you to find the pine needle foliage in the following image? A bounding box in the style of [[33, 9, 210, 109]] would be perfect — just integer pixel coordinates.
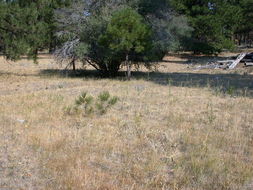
[[99, 8, 152, 79], [0, 0, 69, 61], [96, 91, 119, 115], [66, 91, 119, 116]]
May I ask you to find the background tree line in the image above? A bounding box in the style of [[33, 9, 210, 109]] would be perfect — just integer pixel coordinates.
[[0, 0, 252, 76], [171, 0, 253, 54]]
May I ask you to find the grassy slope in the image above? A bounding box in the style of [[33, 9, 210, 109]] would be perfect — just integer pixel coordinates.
[[0, 54, 253, 190]]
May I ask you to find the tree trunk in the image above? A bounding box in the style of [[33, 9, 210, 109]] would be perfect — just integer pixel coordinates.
[[231, 33, 235, 43], [126, 54, 131, 80], [247, 32, 250, 46], [71, 58, 76, 73]]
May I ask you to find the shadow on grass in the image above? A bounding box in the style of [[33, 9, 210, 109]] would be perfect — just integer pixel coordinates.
[[37, 69, 253, 97], [0, 68, 252, 97], [163, 53, 232, 64], [140, 72, 253, 97]]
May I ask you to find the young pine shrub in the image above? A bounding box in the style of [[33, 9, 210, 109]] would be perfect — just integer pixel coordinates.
[[75, 92, 94, 115], [96, 91, 119, 115], [65, 91, 118, 116]]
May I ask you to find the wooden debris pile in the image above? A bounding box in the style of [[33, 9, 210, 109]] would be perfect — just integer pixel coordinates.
[[194, 52, 253, 70]]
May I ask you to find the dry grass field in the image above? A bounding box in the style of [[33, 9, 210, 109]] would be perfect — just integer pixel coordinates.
[[0, 53, 253, 190]]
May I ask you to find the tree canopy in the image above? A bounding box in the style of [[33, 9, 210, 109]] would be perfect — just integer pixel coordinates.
[[100, 8, 152, 78], [171, 0, 253, 54], [0, 0, 70, 61], [54, 0, 192, 76], [0, 0, 252, 76]]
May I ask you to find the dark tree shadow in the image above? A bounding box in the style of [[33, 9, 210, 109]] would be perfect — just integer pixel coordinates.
[[38, 68, 253, 97], [39, 69, 102, 78], [161, 53, 234, 65], [1, 68, 252, 97], [135, 71, 253, 97]]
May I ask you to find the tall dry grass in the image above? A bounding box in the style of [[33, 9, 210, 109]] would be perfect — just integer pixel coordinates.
[[0, 55, 253, 190]]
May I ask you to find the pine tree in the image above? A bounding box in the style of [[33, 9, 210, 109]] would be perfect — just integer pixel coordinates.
[[236, 0, 253, 45], [171, 0, 243, 54], [0, 0, 69, 61], [100, 8, 152, 79]]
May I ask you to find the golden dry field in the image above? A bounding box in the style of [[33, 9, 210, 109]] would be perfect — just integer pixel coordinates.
[[0, 53, 253, 190]]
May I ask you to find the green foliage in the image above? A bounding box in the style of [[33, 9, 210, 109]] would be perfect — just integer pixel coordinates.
[[171, 0, 245, 54], [74, 43, 88, 60], [0, 0, 191, 75], [100, 8, 151, 55], [237, 0, 253, 34], [98, 91, 110, 102], [70, 10, 124, 76], [66, 91, 119, 116], [75, 92, 94, 114], [97, 7, 152, 78], [96, 91, 119, 115], [166, 16, 193, 51], [57, 0, 192, 76], [3, 0, 251, 69], [0, 0, 69, 61]]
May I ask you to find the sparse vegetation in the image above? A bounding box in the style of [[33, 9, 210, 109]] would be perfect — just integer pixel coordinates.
[[96, 91, 119, 115], [74, 92, 94, 115], [66, 91, 119, 116], [0, 54, 252, 190], [0, 1, 253, 189]]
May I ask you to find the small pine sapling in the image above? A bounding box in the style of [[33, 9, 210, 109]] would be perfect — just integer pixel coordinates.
[[96, 91, 119, 115], [74, 92, 94, 115], [65, 91, 118, 116]]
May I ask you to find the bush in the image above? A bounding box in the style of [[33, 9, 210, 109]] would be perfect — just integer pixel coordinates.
[[96, 91, 119, 114], [65, 91, 119, 116], [75, 92, 94, 115]]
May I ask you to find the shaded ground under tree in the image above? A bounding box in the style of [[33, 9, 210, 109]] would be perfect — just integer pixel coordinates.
[[36, 69, 253, 97]]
